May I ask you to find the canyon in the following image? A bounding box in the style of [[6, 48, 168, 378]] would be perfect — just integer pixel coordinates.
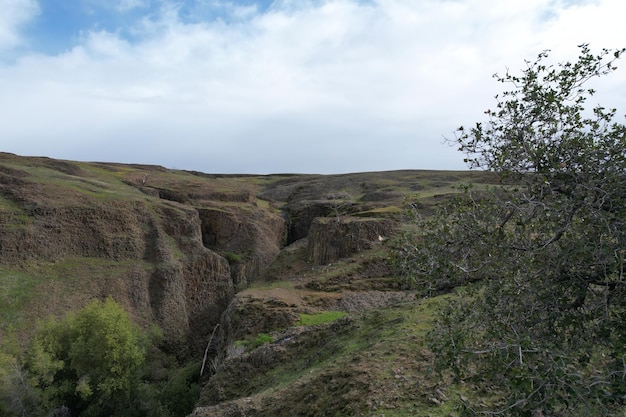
[[0, 152, 493, 415]]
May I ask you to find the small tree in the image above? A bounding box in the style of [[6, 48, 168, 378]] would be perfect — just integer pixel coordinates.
[[396, 45, 626, 415], [0, 352, 41, 417], [26, 298, 147, 417]]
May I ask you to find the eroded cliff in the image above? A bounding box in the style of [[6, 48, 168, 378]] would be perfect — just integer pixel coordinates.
[[0, 153, 497, 416], [0, 153, 286, 354]]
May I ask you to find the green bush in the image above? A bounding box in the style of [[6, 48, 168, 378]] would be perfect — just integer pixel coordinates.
[[1, 299, 201, 417], [156, 362, 201, 417], [26, 298, 147, 417]]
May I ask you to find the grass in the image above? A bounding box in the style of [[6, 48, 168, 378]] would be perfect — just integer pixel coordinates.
[[0, 257, 152, 341], [233, 332, 275, 350], [0, 259, 84, 329], [1, 163, 144, 203], [0, 268, 41, 327], [302, 245, 392, 291], [252, 333, 274, 348], [316, 215, 382, 224], [356, 206, 403, 215], [205, 296, 473, 416], [0, 199, 31, 229], [0, 195, 25, 211], [254, 199, 271, 209], [248, 280, 295, 290], [296, 311, 347, 326]]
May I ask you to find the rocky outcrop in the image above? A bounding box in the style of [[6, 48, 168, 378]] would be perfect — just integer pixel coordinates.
[[307, 217, 396, 264], [0, 153, 286, 355], [198, 207, 286, 288], [281, 200, 342, 244], [193, 317, 372, 417], [0, 203, 148, 264], [0, 154, 409, 355]]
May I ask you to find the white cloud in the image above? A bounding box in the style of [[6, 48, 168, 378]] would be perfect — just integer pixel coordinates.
[[0, 0, 39, 50], [534, 0, 625, 55], [114, 0, 149, 12], [1, 0, 625, 173], [83, 0, 149, 13]]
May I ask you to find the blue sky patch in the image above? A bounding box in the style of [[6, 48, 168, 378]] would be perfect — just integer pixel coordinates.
[[27, 0, 275, 55]]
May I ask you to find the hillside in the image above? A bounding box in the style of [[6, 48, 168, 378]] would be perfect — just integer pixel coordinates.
[[0, 152, 496, 416]]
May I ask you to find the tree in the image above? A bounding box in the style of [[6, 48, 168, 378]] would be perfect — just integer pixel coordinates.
[[0, 352, 41, 417], [0, 327, 40, 416], [26, 298, 147, 417], [396, 45, 626, 415]]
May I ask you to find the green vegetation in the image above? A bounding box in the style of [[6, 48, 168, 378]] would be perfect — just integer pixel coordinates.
[[235, 332, 275, 349], [26, 298, 146, 416], [296, 311, 347, 326], [0, 299, 200, 417], [251, 333, 274, 348], [0, 197, 29, 223], [0, 268, 41, 325], [21, 165, 140, 201], [249, 280, 295, 290], [224, 251, 243, 264], [0, 259, 152, 338], [200, 298, 469, 416], [139, 358, 201, 417], [395, 45, 626, 415]]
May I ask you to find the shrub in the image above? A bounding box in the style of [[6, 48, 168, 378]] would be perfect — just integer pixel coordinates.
[[26, 298, 147, 417]]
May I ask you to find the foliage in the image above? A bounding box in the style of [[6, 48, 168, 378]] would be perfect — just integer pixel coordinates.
[[0, 352, 41, 417], [396, 45, 626, 415], [0, 301, 200, 417], [137, 358, 201, 417], [159, 362, 201, 417], [26, 298, 148, 417], [0, 327, 40, 415]]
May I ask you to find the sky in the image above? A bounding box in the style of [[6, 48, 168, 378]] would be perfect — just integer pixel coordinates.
[[1, 0, 625, 174]]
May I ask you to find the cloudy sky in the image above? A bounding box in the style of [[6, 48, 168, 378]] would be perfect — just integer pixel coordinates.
[[1, 0, 625, 174]]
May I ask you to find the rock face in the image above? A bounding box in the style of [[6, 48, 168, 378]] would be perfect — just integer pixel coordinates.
[[0, 154, 411, 354], [281, 200, 339, 244], [0, 153, 286, 354], [307, 217, 396, 264], [0, 153, 412, 357], [198, 207, 286, 288]]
